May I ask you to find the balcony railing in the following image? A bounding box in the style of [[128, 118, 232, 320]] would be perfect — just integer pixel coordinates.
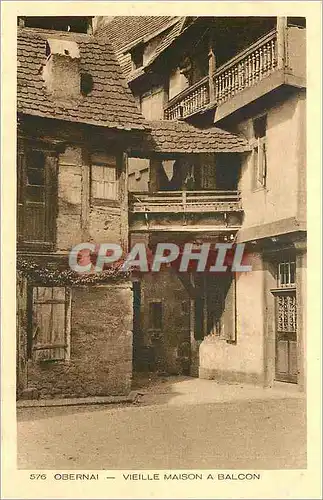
[[164, 76, 210, 120], [130, 190, 242, 214], [164, 29, 278, 120], [213, 29, 277, 105]]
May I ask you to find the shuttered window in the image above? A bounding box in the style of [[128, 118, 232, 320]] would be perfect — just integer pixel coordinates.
[[30, 287, 71, 361], [253, 138, 267, 188], [252, 115, 267, 189], [17, 148, 57, 244]]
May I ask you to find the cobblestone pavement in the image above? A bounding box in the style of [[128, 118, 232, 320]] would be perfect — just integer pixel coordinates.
[[17, 377, 306, 470]]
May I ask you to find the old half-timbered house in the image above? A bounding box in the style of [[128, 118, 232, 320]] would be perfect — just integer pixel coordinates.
[[16, 18, 147, 399], [97, 16, 306, 389]]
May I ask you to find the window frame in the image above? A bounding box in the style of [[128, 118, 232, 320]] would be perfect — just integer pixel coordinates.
[[130, 43, 144, 70], [90, 154, 119, 206], [17, 141, 58, 248], [252, 114, 267, 191], [277, 259, 296, 289]]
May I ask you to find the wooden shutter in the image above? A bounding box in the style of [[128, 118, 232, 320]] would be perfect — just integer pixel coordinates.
[[17, 151, 25, 242], [44, 154, 58, 243], [32, 287, 70, 361]]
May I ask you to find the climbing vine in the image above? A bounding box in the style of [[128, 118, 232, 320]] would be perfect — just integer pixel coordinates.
[[16, 257, 130, 286]]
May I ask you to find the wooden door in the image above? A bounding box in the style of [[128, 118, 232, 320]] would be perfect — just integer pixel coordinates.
[[275, 290, 297, 383]]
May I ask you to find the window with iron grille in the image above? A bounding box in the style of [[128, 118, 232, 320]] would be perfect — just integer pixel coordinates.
[[29, 287, 71, 361], [278, 260, 296, 288]]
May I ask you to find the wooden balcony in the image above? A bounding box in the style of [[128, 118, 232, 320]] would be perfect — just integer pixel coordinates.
[[164, 76, 210, 120], [130, 190, 242, 213], [213, 29, 278, 106], [164, 25, 305, 122]]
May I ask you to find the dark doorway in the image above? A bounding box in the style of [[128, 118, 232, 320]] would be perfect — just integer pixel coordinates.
[[132, 280, 142, 371]]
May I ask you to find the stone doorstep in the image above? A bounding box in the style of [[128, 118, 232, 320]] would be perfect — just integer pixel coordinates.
[[16, 391, 141, 408]]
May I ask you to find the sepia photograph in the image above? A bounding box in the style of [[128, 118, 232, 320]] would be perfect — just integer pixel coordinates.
[[15, 12, 307, 471], [1, 3, 321, 498]]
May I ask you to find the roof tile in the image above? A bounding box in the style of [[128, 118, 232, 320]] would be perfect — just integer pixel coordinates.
[[131, 120, 250, 154], [17, 27, 146, 131]]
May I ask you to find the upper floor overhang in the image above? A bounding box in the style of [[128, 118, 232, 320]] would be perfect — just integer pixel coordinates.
[[163, 23, 306, 124]]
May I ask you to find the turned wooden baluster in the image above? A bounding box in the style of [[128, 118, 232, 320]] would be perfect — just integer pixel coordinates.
[[263, 43, 268, 74], [218, 75, 222, 102], [259, 47, 263, 79], [225, 71, 230, 100], [230, 69, 234, 96], [222, 73, 226, 102], [214, 77, 219, 101], [219, 74, 223, 101], [201, 85, 206, 105], [196, 89, 201, 109], [234, 65, 239, 94], [251, 53, 256, 84], [246, 56, 251, 87], [271, 39, 276, 70]]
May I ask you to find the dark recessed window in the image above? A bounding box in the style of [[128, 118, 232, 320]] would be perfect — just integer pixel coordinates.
[[131, 45, 144, 70], [253, 115, 267, 139], [81, 73, 93, 95], [149, 301, 162, 330]]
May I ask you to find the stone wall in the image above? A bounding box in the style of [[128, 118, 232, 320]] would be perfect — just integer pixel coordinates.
[[56, 146, 128, 252], [25, 283, 133, 399]]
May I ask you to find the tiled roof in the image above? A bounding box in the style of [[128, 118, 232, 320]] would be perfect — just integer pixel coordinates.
[[126, 18, 186, 83], [17, 27, 146, 131], [96, 16, 176, 52], [96, 16, 179, 78], [144, 17, 186, 69], [131, 120, 251, 154]]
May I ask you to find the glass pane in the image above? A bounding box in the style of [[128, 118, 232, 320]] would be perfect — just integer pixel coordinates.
[[26, 185, 45, 202], [26, 150, 45, 170], [290, 261, 296, 285], [104, 167, 116, 182], [27, 167, 44, 186], [92, 165, 104, 181], [53, 287, 66, 300]]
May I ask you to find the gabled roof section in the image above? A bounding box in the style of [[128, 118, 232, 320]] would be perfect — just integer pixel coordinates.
[[144, 17, 190, 68], [96, 16, 177, 53], [17, 27, 146, 131], [96, 16, 180, 79], [131, 120, 251, 154]]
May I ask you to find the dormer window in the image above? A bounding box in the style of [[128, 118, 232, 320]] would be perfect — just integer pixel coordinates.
[[130, 43, 144, 70]]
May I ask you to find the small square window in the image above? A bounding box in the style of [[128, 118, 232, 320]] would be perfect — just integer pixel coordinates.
[[253, 115, 267, 139], [278, 260, 296, 287]]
